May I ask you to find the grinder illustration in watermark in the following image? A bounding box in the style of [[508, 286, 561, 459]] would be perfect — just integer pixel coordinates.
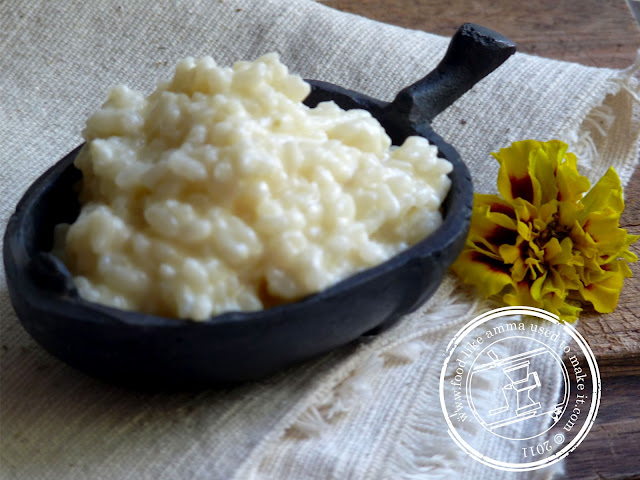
[[439, 306, 600, 472]]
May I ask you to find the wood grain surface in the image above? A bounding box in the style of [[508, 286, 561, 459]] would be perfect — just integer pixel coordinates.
[[322, 1, 640, 478]]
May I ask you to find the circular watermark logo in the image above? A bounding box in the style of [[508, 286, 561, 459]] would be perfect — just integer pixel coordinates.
[[439, 306, 600, 472]]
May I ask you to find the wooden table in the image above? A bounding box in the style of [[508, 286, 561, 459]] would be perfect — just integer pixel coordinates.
[[324, 1, 640, 478]]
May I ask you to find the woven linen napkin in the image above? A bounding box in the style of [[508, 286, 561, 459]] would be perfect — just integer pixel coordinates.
[[1, 0, 639, 479]]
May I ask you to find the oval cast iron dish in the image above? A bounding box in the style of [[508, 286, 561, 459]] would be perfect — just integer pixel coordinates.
[[3, 24, 516, 387]]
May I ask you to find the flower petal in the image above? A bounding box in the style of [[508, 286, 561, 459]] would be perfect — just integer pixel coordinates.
[[555, 149, 590, 203], [499, 244, 522, 264], [530, 271, 548, 301], [474, 194, 518, 226], [544, 236, 573, 266], [452, 250, 514, 297], [582, 167, 624, 214], [580, 276, 624, 313], [493, 140, 539, 205], [531, 141, 562, 204], [583, 213, 631, 252]]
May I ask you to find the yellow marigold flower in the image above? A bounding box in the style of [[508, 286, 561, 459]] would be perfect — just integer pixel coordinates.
[[452, 139, 638, 322]]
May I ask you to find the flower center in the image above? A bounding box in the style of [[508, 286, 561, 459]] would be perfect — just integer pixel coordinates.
[[536, 214, 570, 248]]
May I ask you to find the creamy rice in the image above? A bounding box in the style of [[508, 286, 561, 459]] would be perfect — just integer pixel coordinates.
[[53, 53, 452, 320]]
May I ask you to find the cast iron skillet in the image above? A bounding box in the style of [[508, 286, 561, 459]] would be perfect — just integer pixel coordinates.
[[3, 24, 515, 387]]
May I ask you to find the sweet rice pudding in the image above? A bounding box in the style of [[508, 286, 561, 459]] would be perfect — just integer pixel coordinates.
[[53, 53, 452, 320]]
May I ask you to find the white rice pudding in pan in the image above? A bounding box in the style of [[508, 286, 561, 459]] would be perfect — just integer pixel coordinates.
[[53, 53, 452, 320]]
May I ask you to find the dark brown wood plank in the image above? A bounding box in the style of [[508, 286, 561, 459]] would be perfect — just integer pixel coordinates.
[[564, 375, 640, 479], [321, 0, 640, 68]]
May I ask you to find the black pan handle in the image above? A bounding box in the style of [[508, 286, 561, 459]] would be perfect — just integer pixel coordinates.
[[389, 23, 516, 126]]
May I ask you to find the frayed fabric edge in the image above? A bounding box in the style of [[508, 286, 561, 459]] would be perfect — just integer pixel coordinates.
[[285, 289, 484, 439], [382, 332, 566, 480], [232, 277, 496, 479], [381, 334, 514, 480], [566, 50, 640, 188]]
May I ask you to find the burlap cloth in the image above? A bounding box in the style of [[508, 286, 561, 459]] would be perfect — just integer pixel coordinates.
[[1, 1, 638, 479]]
